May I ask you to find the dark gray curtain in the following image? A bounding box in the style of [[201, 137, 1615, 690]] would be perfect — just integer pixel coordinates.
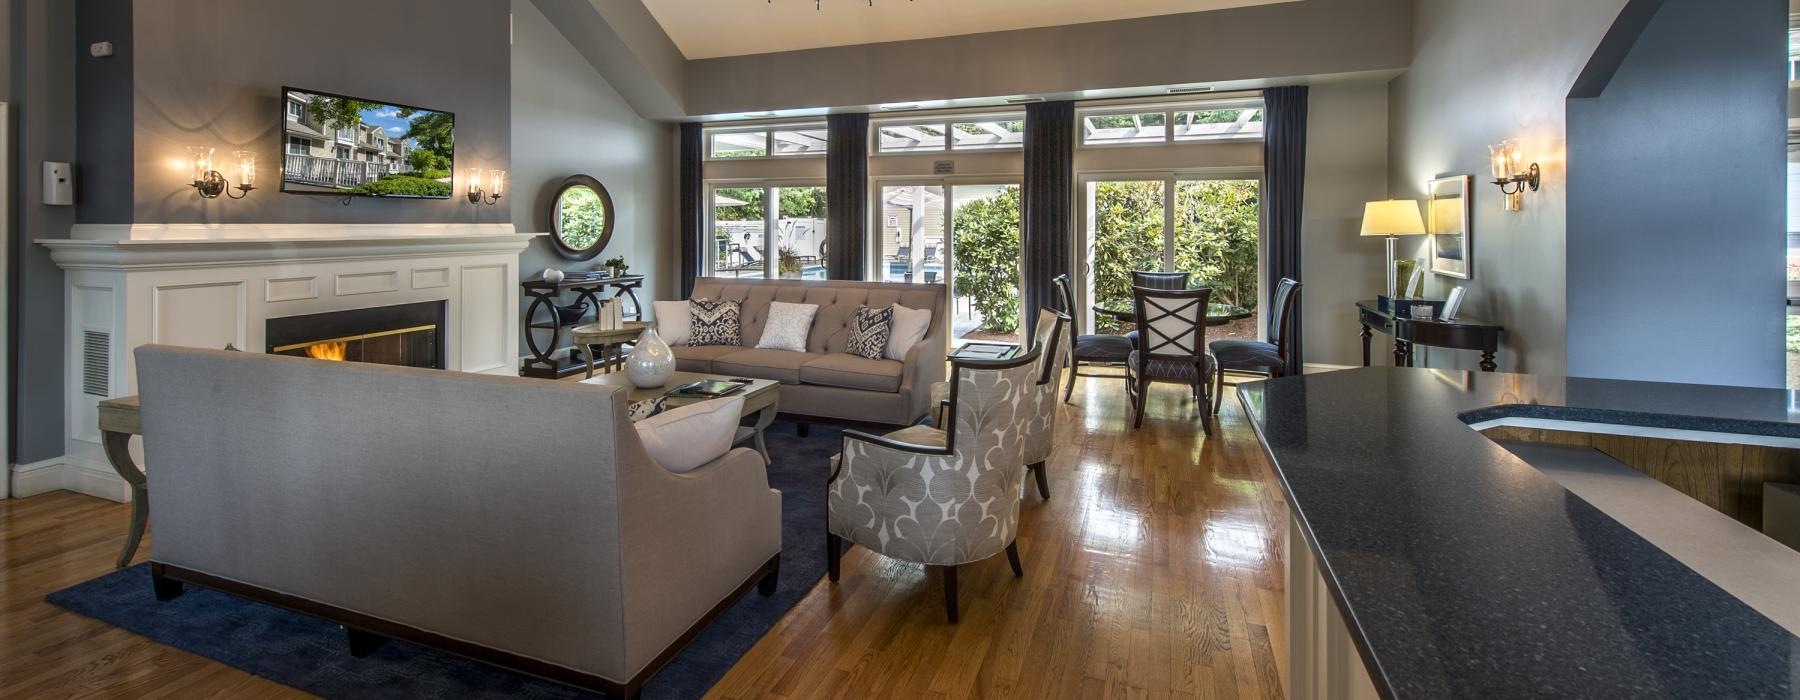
[[1262, 86, 1308, 376], [1021, 101, 1075, 339], [678, 122, 703, 298], [826, 113, 869, 280]]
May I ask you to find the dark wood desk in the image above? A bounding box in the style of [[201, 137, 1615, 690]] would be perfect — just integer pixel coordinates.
[[1357, 300, 1504, 371]]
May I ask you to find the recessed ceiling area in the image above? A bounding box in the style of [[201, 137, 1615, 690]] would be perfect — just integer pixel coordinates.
[[641, 0, 1300, 60]]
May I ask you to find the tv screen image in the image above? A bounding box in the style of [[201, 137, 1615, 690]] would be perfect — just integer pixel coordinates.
[[280, 87, 454, 199]]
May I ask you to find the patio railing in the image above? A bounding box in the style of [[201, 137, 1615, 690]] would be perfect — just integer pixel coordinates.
[[283, 155, 386, 188]]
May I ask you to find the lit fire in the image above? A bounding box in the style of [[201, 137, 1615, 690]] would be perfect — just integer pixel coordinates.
[[306, 341, 348, 361]]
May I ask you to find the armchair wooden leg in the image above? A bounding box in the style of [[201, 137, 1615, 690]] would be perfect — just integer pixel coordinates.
[[1063, 358, 1078, 403], [1028, 461, 1049, 500], [826, 533, 842, 583], [758, 556, 780, 596], [151, 567, 183, 602], [1133, 375, 1150, 429], [938, 565, 960, 624], [796, 422, 811, 438], [346, 627, 387, 658], [1006, 541, 1023, 577]]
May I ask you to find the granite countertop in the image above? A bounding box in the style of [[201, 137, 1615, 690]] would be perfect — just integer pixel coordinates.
[[1238, 367, 1800, 697]]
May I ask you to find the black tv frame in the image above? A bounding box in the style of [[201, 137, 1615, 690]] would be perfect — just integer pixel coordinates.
[[278, 85, 457, 200]]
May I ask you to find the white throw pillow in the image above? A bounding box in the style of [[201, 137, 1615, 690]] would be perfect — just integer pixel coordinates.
[[652, 300, 691, 346], [885, 304, 933, 360], [755, 301, 819, 352], [634, 396, 745, 473]]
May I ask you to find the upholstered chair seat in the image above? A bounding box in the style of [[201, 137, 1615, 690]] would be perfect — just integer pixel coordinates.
[[1210, 278, 1302, 415], [828, 346, 1044, 623]]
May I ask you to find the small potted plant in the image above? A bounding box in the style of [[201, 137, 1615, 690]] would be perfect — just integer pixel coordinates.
[[778, 245, 804, 279], [602, 256, 629, 278]]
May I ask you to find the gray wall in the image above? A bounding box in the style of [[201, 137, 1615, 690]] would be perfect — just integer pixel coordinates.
[[11, 0, 76, 464], [1565, 0, 1787, 387], [685, 0, 1412, 116], [1301, 82, 1389, 368], [75, 0, 130, 223], [123, 0, 511, 225], [1388, 0, 1630, 376], [512, 0, 675, 353]]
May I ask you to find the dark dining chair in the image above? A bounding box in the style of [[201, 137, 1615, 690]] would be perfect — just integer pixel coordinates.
[[1210, 278, 1302, 415], [1127, 285, 1215, 434], [1131, 270, 1191, 290], [1054, 274, 1133, 403]]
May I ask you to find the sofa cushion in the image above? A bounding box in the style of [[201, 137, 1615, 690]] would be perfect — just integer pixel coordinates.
[[652, 300, 691, 345], [714, 348, 816, 385], [635, 396, 744, 473], [689, 298, 741, 346], [846, 306, 893, 360], [670, 344, 744, 373], [885, 304, 933, 360], [801, 352, 904, 393], [883, 424, 947, 449], [754, 301, 818, 352]]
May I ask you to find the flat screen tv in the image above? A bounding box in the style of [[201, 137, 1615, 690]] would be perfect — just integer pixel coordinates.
[[280, 86, 454, 199]]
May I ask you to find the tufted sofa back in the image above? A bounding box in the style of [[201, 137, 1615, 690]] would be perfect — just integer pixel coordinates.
[[688, 278, 947, 353]]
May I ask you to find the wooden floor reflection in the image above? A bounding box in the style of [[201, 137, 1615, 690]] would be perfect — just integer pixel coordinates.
[[0, 370, 1289, 698], [708, 370, 1289, 699]]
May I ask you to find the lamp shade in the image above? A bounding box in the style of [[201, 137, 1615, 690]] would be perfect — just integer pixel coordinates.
[[1360, 199, 1426, 237]]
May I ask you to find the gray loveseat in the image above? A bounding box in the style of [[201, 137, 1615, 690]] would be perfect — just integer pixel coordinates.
[[134, 345, 782, 698], [675, 278, 948, 426]]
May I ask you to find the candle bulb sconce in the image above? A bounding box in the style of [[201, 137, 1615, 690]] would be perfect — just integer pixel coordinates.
[[1487, 140, 1540, 211], [466, 168, 505, 206], [188, 146, 257, 200]]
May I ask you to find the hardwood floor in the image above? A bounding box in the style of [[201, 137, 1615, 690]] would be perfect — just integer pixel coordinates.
[[0, 372, 1288, 699]]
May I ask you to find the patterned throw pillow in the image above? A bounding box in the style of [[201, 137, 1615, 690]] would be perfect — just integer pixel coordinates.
[[688, 298, 742, 347], [627, 397, 667, 422], [846, 305, 894, 360]]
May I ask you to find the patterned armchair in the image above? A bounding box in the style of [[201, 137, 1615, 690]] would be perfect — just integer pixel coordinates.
[[930, 308, 1069, 500], [828, 345, 1044, 623]]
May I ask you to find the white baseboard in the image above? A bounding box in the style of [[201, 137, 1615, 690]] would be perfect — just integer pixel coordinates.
[[9, 456, 131, 502]]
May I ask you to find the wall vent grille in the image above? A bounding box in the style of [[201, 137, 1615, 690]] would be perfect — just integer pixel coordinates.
[[81, 329, 111, 397]]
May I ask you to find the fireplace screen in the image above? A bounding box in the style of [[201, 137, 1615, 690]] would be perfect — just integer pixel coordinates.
[[266, 301, 446, 369]]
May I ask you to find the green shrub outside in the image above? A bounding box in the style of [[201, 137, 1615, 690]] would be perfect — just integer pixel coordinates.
[[951, 186, 1023, 333], [350, 175, 452, 197]]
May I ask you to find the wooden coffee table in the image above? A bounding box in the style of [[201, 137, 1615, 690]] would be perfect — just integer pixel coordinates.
[[573, 370, 780, 462]]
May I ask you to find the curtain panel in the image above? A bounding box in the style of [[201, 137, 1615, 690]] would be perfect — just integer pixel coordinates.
[[1021, 101, 1076, 339], [1261, 86, 1308, 376], [826, 113, 870, 280], [678, 122, 704, 298]]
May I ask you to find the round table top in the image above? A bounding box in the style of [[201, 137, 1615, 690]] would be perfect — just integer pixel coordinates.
[[570, 321, 648, 342], [1092, 301, 1252, 325]]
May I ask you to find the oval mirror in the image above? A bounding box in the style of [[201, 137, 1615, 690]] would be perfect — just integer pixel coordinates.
[[548, 174, 615, 261]]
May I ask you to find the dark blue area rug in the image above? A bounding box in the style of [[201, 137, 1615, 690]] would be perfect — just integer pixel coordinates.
[[46, 423, 842, 699]]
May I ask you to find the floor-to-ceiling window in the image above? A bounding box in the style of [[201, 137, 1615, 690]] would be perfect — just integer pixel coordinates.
[[870, 112, 1026, 345], [1075, 97, 1264, 338], [701, 121, 829, 280]]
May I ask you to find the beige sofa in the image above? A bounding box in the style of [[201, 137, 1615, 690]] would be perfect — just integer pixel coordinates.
[[134, 345, 781, 699], [676, 278, 948, 426]]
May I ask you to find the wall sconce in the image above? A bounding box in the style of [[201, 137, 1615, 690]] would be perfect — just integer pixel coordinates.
[[1487, 139, 1540, 211], [188, 146, 256, 199], [466, 168, 505, 205]]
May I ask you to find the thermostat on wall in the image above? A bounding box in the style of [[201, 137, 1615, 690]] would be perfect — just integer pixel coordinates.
[[42, 161, 72, 206]]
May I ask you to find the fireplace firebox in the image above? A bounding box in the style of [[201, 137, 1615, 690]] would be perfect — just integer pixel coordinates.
[[266, 301, 447, 369]]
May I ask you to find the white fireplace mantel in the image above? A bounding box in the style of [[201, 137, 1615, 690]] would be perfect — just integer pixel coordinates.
[[26, 223, 537, 502]]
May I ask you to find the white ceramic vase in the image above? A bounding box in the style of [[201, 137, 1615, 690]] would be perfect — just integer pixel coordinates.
[[625, 327, 675, 388], [541, 268, 564, 283]]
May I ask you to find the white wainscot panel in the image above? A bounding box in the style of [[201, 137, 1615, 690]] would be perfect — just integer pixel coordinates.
[[460, 264, 509, 373], [335, 271, 400, 297], [266, 276, 318, 303], [153, 281, 245, 350], [412, 267, 450, 290]]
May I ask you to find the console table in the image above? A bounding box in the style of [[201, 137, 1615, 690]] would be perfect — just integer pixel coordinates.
[[1357, 299, 1504, 371], [521, 275, 644, 379]]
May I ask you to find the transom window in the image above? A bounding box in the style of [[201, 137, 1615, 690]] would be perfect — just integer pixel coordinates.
[[705, 123, 829, 160], [874, 114, 1025, 154], [1082, 100, 1263, 147]]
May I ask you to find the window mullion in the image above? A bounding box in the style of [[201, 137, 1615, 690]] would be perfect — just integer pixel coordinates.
[[1163, 177, 1177, 272], [764, 186, 778, 278]]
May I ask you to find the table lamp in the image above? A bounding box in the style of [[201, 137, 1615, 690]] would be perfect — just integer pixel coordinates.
[[1360, 199, 1426, 302]]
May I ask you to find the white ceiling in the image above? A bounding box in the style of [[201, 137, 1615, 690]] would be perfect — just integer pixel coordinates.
[[641, 0, 1300, 60]]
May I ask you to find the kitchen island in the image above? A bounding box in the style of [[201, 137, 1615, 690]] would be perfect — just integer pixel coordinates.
[[1238, 367, 1800, 698]]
